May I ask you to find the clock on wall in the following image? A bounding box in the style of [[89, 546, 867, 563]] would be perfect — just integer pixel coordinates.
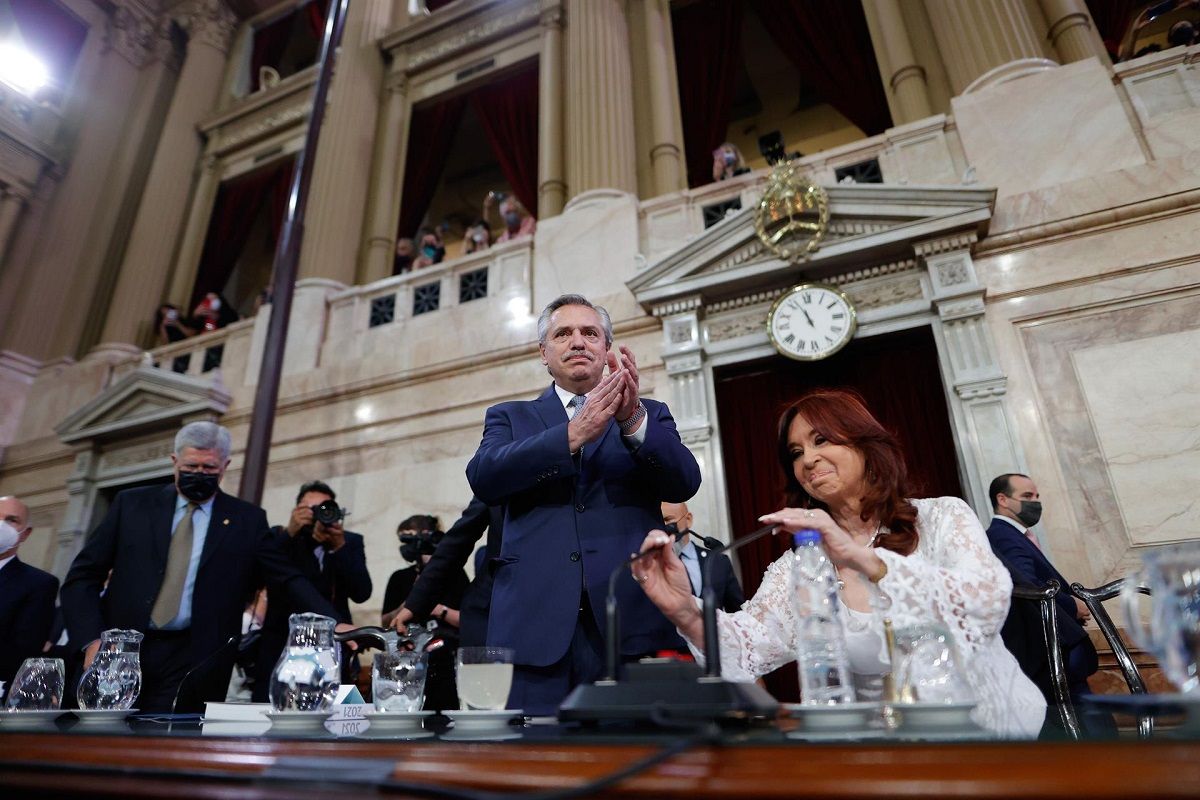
[[766, 283, 857, 361]]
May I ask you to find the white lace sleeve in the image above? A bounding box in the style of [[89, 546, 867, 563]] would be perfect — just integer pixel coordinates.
[[872, 496, 1012, 653], [685, 553, 799, 681]]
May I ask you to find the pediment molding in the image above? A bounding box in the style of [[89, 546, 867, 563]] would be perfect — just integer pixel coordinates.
[[629, 184, 995, 314], [56, 365, 230, 445]]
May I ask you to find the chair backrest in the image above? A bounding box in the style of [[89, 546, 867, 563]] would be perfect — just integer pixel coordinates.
[[1070, 579, 1151, 695], [1012, 579, 1080, 738]]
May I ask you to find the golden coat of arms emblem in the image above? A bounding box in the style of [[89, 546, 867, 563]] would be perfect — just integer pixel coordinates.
[[753, 161, 829, 262]]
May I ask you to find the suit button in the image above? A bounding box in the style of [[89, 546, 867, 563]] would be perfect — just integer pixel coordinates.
[[575, 503, 585, 513], [569, 551, 580, 562]]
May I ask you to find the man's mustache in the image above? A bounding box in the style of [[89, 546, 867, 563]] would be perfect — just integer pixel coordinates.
[[561, 350, 594, 363]]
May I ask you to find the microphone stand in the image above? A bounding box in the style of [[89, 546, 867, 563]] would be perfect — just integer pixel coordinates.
[[559, 523, 781, 724], [168, 635, 238, 732]]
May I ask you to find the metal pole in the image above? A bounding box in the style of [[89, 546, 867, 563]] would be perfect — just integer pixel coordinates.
[[239, 0, 350, 504]]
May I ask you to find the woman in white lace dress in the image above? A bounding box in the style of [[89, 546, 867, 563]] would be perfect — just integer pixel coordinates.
[[632, 389, 1046, 737]]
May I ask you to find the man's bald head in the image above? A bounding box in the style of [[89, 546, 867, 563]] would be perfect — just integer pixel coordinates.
[[661, 501, 693, 533]]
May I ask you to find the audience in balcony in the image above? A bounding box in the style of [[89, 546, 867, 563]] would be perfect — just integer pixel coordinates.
[[192, 292, 240, 333], [412, 227, 447, 271], [463, 219, 492, 255], [1169, 19, 1197, 47], [712, 142, 749, 182], [394, 237, 416, 274], [154, 304, 196, 347], [486, 192, 536, 243]]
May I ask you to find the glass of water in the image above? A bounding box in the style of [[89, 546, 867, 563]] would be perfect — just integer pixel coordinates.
[[6, 658, 65, 711], [372, 650, 428, 712], [455, 647, 514, 710]]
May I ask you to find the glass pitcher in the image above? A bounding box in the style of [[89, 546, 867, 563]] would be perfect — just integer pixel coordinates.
[[269, 612, 341, 712], [1122, 543, 1200, 694], [76, 629, 143, 710]]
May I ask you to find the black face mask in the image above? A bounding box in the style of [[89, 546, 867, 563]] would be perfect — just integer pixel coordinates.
[[177, 471, 220, 502], [1010, 499, 1042, 528], [662, 522, 690, 540]]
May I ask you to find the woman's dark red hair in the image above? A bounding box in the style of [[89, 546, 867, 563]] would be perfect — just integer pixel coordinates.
[[776, 388, 919, 555]]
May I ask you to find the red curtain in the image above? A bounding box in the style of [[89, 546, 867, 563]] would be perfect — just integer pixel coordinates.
[[748, 0, 892, 137], [714, 326, 963, 701], [249, 11, 294, 92], [396, 94, 468, 239], [191, 157, 296, 308], [1085, 0, 1144, 57], [8, 0, 88, 84], [671, 0, 744, 189], [470, 66, 540, 216], [304, 0, 327, 39]]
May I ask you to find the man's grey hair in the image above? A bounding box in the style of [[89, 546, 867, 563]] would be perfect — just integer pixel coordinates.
[[175, 421, 232, 461], [536, 294, 613, 347]]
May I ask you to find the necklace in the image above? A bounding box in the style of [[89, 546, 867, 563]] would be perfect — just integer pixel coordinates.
[[835, 521, 883, 591]]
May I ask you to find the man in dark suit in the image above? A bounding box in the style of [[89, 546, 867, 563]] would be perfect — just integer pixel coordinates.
[[387, 496, 503, 648], [985, 472, 1097, 699], [661, 501, 744, 614], [251, 480, 372, 701], [61, 421, 344, 713], [466, 293, 702, 714], [0, 496, 59, 697]]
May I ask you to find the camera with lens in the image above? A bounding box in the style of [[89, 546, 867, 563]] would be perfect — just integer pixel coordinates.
[[399, 530, 443, 563], [310, 498, 347, 527]]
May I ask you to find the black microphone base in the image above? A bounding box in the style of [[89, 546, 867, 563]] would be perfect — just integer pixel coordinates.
[[558, 678, 779, 724]]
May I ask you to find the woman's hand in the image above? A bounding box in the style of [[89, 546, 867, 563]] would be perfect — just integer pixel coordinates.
[[758, 507, 882, 576], [631, 530, 702, 640]]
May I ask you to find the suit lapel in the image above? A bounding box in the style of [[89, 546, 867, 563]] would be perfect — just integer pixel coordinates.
[[534, 384, 567, 430], [198, 491, 232, 571], [152, 484, 179, 566]]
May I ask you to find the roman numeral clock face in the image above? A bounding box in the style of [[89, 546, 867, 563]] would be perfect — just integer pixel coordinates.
[[767, 284, 857, 361]]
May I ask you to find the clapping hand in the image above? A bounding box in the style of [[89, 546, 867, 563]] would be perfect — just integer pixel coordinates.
[[610, 347, 641, 423], [566, 368, 624, 452]]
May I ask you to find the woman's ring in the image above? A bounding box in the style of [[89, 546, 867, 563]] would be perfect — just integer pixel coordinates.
[[633, 573, 647, 583], [805, 510, 814, 518]]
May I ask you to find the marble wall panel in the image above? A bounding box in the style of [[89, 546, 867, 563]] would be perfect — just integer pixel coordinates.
[[975, 206, 1200, 297], [1016, 289, 1200, 584], [1072, 328, 1200, 547], [952, 59, 1145, 201]]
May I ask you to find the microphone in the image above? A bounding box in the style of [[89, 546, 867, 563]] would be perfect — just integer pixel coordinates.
[[699, 523, 778, 679], [169, 635, 239, 726], [600, 526, 689, 682], [559, 522, 780, 724]]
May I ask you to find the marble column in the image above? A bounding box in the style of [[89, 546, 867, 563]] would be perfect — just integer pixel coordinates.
[[359, 75, 409, 284], [1039, 0, 1109, 64], [923, 0, 1052, 94], [3, 1, 173, 361], [0, 188, 26, 265], [298, 0, 393, 284], [657, 298, 731, 545], [641, 0, 685, 196], [917, 234, 1027, 519], [867, 0, 933, 124], [564, 0, 637, 197], [165, 154, 222, 308], [537, 4, 566, 217], [100, 0, 236, 346]]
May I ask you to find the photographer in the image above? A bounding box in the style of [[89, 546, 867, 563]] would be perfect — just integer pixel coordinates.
[[251, 481, 372, 701], [382, 514, 468, 710]]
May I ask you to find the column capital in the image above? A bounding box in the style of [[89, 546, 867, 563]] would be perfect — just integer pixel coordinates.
[[181, 0, 238, 55], [107, 1, 172, 69], [540, 2, 565, 30]]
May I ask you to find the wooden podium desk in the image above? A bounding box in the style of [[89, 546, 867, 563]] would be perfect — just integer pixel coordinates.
[[2, 723, 1199, 799]]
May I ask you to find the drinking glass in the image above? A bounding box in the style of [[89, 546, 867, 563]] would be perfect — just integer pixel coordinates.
[[892, 626, 974, 704], [1122, 542, 1200, 694], [455, 647, 514, 710], [6, 658, 65, 711], [372, 650, 428, 712]]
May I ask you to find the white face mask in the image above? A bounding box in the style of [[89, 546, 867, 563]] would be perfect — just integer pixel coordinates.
[[0, 521, 21, 552]]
